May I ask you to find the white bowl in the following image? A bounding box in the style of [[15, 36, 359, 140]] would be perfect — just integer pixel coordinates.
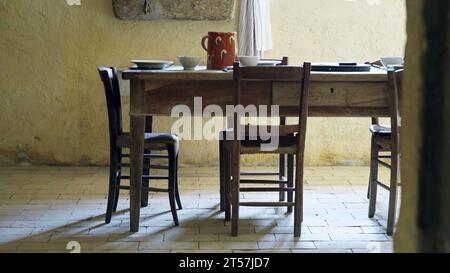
[[239, 56, 260, 67], [380, 57, 404, 67], [178, 56, 201, 70]]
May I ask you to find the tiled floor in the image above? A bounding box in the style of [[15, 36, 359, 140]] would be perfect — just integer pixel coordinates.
[[0, 165, 395, 253]]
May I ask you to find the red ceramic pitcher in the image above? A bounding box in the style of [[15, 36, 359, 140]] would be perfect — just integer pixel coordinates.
[[201, 31, 237, 70]]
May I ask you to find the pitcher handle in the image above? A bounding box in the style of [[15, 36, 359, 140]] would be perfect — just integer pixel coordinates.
[[201, 36, 209, 52]]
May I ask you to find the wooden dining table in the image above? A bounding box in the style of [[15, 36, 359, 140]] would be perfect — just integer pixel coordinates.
[[122, 65, 389, 232]]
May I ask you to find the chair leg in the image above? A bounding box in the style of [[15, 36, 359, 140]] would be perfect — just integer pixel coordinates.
[[287, 154, 294, 213], [368, 138, 379, 218], [112, 148, 122, 213], [141, 149, 150, 207], [175, 154, 182, 210], [219, 139, 225, 211], [294, 153, 304, 237], [231, 143, 240, 236], [224, 148, 231, 222], [386, 150, 399, 236], [112, 174, 121, 212], [106, 148, 119, 224], [279, 116, 287, 202], [168, 145, 179, 226], [279, 154, 286, 201]]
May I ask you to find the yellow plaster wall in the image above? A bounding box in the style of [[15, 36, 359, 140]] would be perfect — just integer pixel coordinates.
[[0, 0, 406, 166]]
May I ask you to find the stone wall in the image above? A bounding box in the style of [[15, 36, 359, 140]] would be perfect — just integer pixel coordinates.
[[395, 0, 450, 253], [113, 0, 236, 20]]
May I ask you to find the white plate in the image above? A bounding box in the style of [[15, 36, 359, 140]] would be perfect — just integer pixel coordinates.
[[131, 60, 174, 70]]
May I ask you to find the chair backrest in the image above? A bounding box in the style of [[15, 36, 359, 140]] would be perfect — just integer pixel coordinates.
[[98, 67, 123, 144], [260, 56, 289, 66], [232, 61, 312, 148], [371, 69, 403, 124], [245, 57, 289, 127], [388, 69, 403, 150]]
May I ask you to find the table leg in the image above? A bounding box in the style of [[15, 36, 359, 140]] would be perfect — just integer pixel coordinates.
[[130, 116, 145, 232], [129, 79, 146, 232]]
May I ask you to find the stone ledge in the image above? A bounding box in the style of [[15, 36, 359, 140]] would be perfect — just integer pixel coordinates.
[[113, 0, 236, 21]]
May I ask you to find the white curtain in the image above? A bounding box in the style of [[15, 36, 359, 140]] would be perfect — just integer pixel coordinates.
[[238, 0, 273, 57]]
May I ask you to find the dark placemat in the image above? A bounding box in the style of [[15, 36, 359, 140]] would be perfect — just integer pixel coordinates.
[[312, 63, 371, 72]]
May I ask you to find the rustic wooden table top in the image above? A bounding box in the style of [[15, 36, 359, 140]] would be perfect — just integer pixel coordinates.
[[122, 65, 387, 82]]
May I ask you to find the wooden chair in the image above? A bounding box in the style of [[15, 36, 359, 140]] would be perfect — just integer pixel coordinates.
[[219, 57, 292, 212], [367, 69, 403, 235], [97, 67, 182, 225], [223, 62, 311, 237]]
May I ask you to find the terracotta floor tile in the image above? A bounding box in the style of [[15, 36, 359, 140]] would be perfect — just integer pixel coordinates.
[[0, 166, 394, 253]]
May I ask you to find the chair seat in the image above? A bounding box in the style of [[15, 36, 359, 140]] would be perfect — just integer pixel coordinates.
[[370, 125, 392, 150], [220, 129, 298, 154], [116, 132, 179, 152], [369, 124, 391, 136], [373, 135, 392, 150]]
